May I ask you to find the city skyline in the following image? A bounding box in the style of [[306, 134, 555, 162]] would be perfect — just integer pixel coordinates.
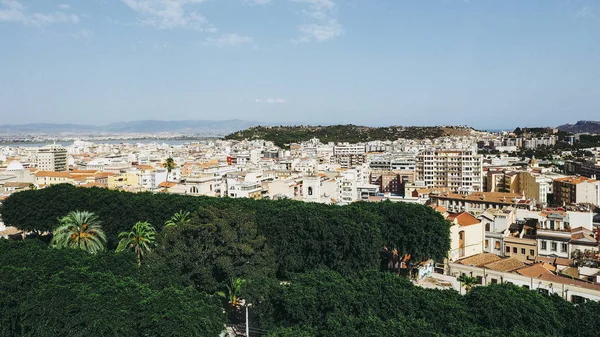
[[1, 0, 599, 128]]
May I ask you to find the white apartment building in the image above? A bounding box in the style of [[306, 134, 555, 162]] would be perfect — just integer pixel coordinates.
[[416, 149, 483, 192], [337, 170, 359, 204], [227, 181, 262, 199], [36, 144, 67, 172], [333, 144, 366, 156], [368, 154, 417, 171]]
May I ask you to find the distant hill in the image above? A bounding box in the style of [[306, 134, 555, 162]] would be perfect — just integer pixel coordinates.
[[224, 125, 475, 148], [557, 121, 600, 134], [0, 120, 261, 136]]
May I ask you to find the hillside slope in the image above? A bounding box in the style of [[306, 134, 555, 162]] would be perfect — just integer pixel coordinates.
[[557, 121, 600, 134], [224, 124, 474, 147]]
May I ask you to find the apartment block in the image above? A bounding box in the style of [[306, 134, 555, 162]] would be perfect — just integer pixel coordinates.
[[369, 170, 410, 196], [416, 149, 483, 193], [553, 176, 600, 206], [36, 144, 67, 172], [518, 171, 557, 205]]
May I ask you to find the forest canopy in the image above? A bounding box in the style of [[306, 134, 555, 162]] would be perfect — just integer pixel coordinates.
[[2, 185, 598, 336]]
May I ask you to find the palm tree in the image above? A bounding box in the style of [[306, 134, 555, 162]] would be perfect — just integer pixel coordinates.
[[51, 211, 106, 254], [457, 274, 479, 293], [163, 157, 176, 182], [217, 278, 245, 311], [164, 210, 191, 228], [116, 221, 156, 268]]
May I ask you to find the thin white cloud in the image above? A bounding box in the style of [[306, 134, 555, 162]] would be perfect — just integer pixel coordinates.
[[71, 29, 92, 39], [121, 0, 216, 31], [243, 0, 271, 5], [255, 98, 286, 104], [298, 21, 342, 42], [575, 6, 596, 19], [291, 0, 343, 42], [0, 0, 79, 26], [59, 4, 71, 10], [203, 33, 253, 47]]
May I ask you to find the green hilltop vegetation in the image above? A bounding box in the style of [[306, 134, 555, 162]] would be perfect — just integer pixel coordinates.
[[224, 124, 474, 148], [2, 185, 600, 336]]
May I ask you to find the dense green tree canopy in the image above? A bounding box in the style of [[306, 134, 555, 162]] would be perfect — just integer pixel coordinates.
[[2, 187, 600, 336], [224, 125, 472, 148], [242, 269, 600, 337], [0, 184, 451, 277], [0, 240, 226, 337]]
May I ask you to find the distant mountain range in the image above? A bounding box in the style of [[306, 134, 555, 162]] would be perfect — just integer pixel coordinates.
[[0, 120, 262, 135], [557, 120, 600, 134]]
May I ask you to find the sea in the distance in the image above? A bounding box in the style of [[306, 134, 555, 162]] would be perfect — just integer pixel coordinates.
[[0, 138, 210, 148]]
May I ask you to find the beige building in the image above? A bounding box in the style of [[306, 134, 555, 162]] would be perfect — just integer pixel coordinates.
[[430, 191, 530, 216], [36, 144, 67, 172], [504, 236, 537, 263], [108, 172, 140, 190], [519, 171, 555, 205]]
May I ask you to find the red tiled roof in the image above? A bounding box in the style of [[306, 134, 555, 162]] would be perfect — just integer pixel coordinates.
[[159, 181, 177, 188], [447, 212, 480, 226]]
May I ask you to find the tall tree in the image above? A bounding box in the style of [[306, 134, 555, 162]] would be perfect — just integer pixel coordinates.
[[457, 274, 479, 293], [116, 221, 156, 268], [217, 277, 245, 310], [51, 211, 106, 254], [164, 210, 191, 228], [163, 157, 176, 182]]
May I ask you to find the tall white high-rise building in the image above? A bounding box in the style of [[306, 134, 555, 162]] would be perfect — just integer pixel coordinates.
[[36, 144, 68, 172], [416, 149, 483, 193]]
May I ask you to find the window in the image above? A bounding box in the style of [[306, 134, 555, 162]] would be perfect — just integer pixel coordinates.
[[491, 278, 498, 284], [538, 288, 549, 296], [572, 295, 586, 304], [550, 220, 555, 230], [485, 240, 489, 249], [485, 223, 490, 231], [551, 242, 557, 251], [541, 241, 547, 250], [521, 248, 526, 255], [513, 247, 517, 254], [476, 276, 483, 284], [530, 249, 535, 256], [561, 243, 567, 253], [505, 246, 510, 253], [495, 241, 500, 250], [522, 285, 530, 289]]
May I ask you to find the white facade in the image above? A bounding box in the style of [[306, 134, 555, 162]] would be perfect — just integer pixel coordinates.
[[416, 149, 483, 193], [448, 262, 600, 302], [576, 180, 600, 206], [36, 144, 67, 172], [333, 145, 366, 156], [302, 176, 321, 202]]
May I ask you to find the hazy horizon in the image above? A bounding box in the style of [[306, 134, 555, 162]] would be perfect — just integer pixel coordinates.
[[1, 0, 599, 129], [0, 118, 582, 132]]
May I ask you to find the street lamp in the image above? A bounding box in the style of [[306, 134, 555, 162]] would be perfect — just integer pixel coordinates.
[[246, 303, 253, 337]]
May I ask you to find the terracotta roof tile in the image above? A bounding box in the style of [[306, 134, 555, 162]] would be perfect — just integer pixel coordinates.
[[515, 263, 555, 278], [458, 253, 502, 267], [484, 257, 525, 272]]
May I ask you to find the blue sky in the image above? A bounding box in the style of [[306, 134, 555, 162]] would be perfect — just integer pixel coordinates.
[[0, 0, 599, 129]]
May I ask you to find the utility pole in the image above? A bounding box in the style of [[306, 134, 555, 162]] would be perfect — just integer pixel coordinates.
[[245, 303, 251, 337]]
